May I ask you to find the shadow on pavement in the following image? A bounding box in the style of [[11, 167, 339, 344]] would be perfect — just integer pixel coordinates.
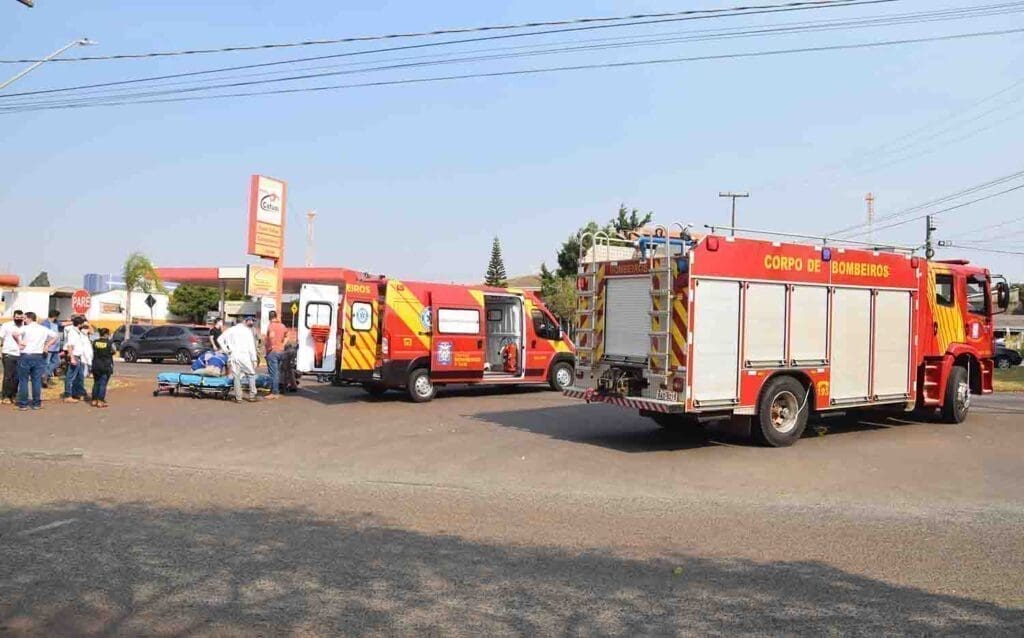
[[299, 382, 553, 406], [1, 503, 1020, 636], [469, 403, 919, 452]]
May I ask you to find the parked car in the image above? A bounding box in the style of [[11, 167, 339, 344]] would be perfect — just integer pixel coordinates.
[[120, 325, 213, 364], [111, 324, 151, 349], [994, 344, 1022, 369]]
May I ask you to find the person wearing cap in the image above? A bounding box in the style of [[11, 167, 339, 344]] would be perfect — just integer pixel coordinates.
[[218, 315, 260, 403]]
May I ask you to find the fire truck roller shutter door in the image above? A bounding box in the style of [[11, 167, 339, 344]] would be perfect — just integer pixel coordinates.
[[831, 288, 871, 401], [691, 279, 741, 404], [872, 290, 912, 398], [604, 277, 650, 359], [789, 286, 828, 365], [743, 283, 786, 367]]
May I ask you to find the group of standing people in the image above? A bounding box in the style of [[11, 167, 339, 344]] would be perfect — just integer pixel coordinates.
[[208, 311, 291, 403], [0, 309, 115, 411]]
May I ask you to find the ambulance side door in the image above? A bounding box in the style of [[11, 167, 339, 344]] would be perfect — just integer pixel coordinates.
[[527, 307, 562, 378], [297, 284, 339, 374], [430, 289, 485, 381], [340, 283, 380, 373]]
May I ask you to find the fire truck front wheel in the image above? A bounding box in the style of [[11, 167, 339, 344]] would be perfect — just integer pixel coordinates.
[[408, 368, 436, 403], [941, 366, 970, 424], [754, 376, 810, 447]]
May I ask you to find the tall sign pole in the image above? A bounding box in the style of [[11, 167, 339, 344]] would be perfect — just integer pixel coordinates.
[[247, 175, 287, 317]]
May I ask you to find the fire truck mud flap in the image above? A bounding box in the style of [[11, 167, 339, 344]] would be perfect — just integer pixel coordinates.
[[564, 387, 685, 413]]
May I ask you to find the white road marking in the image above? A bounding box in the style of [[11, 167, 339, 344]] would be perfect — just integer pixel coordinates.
[[17, 518, 78, 536]]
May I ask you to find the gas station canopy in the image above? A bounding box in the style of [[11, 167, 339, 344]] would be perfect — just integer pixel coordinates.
[[156, 266, 365, 294]]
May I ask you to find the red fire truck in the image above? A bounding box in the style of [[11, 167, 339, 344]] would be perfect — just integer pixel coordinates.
[[564, 226, 1011, 446], [297, 277, 575, 402]]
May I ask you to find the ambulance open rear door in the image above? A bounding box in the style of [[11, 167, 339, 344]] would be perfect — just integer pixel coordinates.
[[297, 284, 339, 376]]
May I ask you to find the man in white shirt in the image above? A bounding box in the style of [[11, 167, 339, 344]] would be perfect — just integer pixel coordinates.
[[13, 311, 57, 410], [0, 309, 24, 405], [218, 316, 260, 403], [62, 315, 88, 402]]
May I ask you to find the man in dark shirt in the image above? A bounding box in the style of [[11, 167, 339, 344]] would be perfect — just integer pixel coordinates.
[[90, 328, 116, 408], [209, 318, 223, 352]]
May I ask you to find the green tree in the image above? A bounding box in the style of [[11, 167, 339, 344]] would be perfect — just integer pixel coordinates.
[[556, 220, 603, 278], [28, 271, 50, 287], [168, 284, 220, 323], [539, 264, 576, 323], [485, 236, 508, 287], [609, 204, 654, 236], [122, 252, 164, 332]]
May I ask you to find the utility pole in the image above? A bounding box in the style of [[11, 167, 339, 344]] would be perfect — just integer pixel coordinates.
[[718, 192, 749, 236], [305, 210, 316, 267], [0, 38, 97, 91], [925, 215, 937, 260], [865, 192, 875, 245]]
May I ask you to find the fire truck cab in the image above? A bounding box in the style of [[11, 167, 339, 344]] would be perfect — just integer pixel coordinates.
[[565, 225, 1011, 447], [297, 278, 575, 402]]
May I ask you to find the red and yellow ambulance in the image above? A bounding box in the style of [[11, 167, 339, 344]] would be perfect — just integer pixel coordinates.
[[564, 225, 1011, 446], [297, 277, 575, 401]]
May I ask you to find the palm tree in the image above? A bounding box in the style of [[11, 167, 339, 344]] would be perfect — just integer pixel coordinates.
[[122, 252, 164, 334]]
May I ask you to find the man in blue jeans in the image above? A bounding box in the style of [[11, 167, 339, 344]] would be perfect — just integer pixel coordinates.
[[264, 310, 289, 400], [14, 312, 57, 411], [41, 309, 62, 387], [62, 316, 87, 403]]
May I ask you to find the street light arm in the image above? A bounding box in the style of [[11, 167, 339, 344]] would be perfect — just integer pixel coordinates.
[[0, 38, 95, 91]]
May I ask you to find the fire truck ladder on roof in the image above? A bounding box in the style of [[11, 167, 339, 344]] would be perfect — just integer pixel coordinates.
[[644, 223, 690, 379]]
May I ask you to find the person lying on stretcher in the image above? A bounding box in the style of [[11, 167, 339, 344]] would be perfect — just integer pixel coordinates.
[[191, 350, 228, 376]]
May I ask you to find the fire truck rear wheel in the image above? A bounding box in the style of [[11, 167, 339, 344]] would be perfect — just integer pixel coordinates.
[[549, 362, 574, 391], [754, 376, 809, 447], [408, 368, 436, 403], [941, 366, 970, 424]]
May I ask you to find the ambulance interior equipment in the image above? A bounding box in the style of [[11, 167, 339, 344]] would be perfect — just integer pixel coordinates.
[[484, 295, 523, 376]]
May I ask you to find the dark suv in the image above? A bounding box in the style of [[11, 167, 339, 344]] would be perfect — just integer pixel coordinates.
[[120, 325, 213, 364], [111, 324, 151, 349]]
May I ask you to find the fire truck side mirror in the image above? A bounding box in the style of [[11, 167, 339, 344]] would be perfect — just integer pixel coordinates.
[[994, 280, 1011, 313]]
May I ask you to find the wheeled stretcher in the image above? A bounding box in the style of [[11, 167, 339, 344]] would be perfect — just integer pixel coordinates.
[[153, 372, 271, 399]]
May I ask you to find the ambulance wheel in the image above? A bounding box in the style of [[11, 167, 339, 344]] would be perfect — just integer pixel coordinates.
[[408, 369, 436, 403], [753, 376, 809, 447], [549, 362, 574, 391], [941, 366, 970, 424], [362, 382, 388, 397]]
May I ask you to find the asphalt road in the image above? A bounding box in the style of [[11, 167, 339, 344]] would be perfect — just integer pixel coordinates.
[[1, 383, 1022, 636]]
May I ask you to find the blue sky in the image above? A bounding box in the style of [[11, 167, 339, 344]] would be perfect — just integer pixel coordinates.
[[2, 0, 1022, 286]]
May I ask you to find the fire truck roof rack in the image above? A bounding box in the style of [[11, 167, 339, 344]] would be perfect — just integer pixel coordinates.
[[702, 224, 919, 254]]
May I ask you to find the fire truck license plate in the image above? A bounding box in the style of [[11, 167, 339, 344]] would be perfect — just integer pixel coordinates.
[[656, 389, 679, 402]]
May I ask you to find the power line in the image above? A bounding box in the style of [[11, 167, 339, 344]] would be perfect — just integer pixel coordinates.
[[0, 0, 907, 102], [4, 26, 1022, 115], [0, 0, 896, 64], [2, 2, 1015, 107], [828, 169, 1024, 236], [945, 215, 1024, 240], [938, 244, 1024, 256], [851, 183, 1024, 237]]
